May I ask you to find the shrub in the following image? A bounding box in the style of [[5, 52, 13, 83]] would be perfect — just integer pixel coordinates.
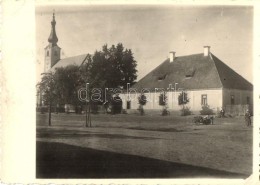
[[159, 92, 169, 116], [178, 91, 189, 106], [200, 105, 214, 115], [138, 93, 147, 106], [159, 92, 167, 106], [180, 106, 192, 116], [162, 107, 170, 116], [122, 109, 127, 114], [178, 91, 190, 116], [138, 93, 147, 115]]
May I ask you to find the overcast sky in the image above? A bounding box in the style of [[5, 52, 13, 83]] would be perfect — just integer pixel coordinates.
[[36, 5, 253, 83]]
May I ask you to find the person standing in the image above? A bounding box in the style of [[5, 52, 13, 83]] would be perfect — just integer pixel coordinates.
[[245, 110, 251, 127]]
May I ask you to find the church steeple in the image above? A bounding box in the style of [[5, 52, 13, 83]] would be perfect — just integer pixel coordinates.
[[48, 12, 58, 46], [44, 11, 61, 72]]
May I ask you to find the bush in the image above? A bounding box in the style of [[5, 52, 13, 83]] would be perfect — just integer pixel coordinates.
[[138, 93, 147, 115], [159, 92, 167, 106], [122, 109, 127, 114], [180, 106, 192, 116], [161, 107, 170, 116], [200, 105, 214, 115], [138, 94, 147, 106], [137, 105, 144, 115]]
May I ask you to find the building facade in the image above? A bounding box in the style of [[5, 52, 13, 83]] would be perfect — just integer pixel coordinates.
[[119, 46, 253, 114]]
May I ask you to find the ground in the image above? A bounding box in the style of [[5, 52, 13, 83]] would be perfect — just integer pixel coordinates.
[[36, 111, 253, 178]]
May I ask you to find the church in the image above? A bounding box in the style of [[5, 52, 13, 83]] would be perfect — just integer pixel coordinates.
[[39, 13, 253, 115], [37, 13, 89, 109], [44, 13, 89, 73]]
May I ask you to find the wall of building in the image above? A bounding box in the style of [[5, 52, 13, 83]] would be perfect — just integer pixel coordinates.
[[222, 88, 253, 106], [120, 88, 223, 112], [44, 45, 61, 72]]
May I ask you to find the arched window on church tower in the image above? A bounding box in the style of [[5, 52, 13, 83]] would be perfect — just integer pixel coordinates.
[[54, 51, 57, 56], [47, 51, 49, 56]]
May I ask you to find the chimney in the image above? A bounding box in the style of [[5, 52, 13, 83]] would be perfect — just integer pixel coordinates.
[[204, 46, 211, 56], [169, 51, 176, 62]]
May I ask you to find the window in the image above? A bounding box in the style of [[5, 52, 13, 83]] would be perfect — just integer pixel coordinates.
[[157, 74, 167, 81], [201, 94, 207, 105], [127, 101, 131, 109], [185, 69, 195, 79], [54, 51, 58, 56], [246, 96, 250, 105], [47, 51, 49, 56], [231, 95, 235, 105]]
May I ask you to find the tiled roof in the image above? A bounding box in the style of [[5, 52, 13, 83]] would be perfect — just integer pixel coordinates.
[[211, 54, 253, 90], [51, 54, 88, 71], [132, 53, 252, 91]]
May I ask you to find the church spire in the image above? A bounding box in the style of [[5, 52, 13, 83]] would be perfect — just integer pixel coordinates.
[[48, 11, 58, 45]]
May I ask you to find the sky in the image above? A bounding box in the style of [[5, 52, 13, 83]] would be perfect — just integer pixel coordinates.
[[35, 5, 253, 83]]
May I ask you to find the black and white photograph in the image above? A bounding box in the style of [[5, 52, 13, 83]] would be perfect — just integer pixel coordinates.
[[35, 3, 254, 179], [2, 1, 259, 184]]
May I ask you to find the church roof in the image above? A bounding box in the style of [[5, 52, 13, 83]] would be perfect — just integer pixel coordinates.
[[132, 53, 252, 91], [51, 54, 88, 71]]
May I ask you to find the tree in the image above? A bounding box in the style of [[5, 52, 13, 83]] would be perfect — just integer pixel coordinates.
[[90, 43, 137, 89], [37, 72, 56, 106], [38, 65, 85, 113], [54, 65, 83, 107], [159, 92, 169, 116], [37, 72, 56, 126], [38, 43, 137, 115], [138, 93, 147, 115], [178, 91, 191, 116]]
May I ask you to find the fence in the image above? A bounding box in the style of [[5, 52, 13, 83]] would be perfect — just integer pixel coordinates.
[[224, 104, 250, 116]]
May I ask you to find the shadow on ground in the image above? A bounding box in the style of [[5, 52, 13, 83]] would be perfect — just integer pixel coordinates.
[[37, 129, 157, 140], [36, 141, 247, 179]]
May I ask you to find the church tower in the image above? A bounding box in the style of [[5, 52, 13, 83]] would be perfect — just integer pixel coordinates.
[[44, 12, 61, 72]]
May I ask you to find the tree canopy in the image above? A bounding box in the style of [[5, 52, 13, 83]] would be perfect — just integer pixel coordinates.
[[89, 43, 137, 89], [38, 43, 137, 107]]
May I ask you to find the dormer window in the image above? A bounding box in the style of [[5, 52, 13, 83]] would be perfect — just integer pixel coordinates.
[[185, 69, 195, 79], [158, 74, 167, 81]]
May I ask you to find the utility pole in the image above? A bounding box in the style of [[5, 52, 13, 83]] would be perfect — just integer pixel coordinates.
[[85, 83, 91, 127], [49, 93, 51, 126]]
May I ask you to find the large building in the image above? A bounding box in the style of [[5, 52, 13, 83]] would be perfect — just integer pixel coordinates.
[[42, 13, 253, 115], [44, 13, 88, 73], [37, 13, 88, 108], [119, 46, 253, 114]]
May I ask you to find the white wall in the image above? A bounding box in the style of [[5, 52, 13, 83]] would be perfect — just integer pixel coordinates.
[[120, 88, 223, 112]]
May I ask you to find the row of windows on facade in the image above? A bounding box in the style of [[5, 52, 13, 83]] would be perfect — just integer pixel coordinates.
[[195, 94, 250, 106], [46, 51, 58, 56], [126, 95, 250, 109]]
